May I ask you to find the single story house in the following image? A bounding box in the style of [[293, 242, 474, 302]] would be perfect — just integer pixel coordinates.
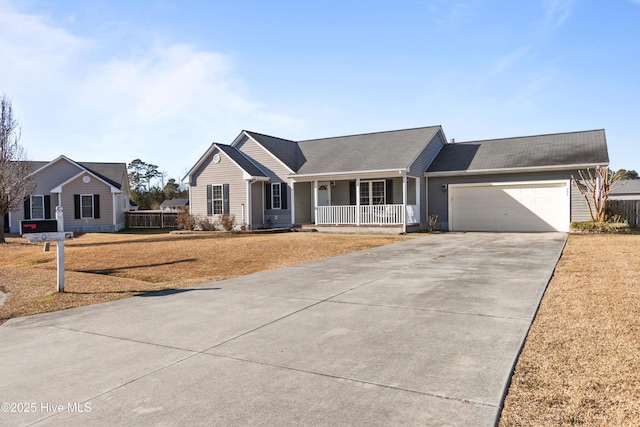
[[160, 198, 189, 212], [5, 156, 131, 233], [183, 127, 610, 233]]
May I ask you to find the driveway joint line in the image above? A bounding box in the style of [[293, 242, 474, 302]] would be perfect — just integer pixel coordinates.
[[324, 299, 533, 321], [202, 352, 499, 409]]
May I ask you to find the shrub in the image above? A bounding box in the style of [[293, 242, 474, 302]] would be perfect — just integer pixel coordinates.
[[427, 213, 438, 232], [218, 212, 236, 231], [195, 216, 216, 231], [570, 221, 629, 234], [176, 208, 196, 230]]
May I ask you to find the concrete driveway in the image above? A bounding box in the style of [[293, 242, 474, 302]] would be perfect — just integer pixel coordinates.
[[0, 232, 567, 426]]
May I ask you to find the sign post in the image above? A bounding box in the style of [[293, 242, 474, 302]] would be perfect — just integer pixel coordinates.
[[56, 206, 65, 292], [21, 209, 73, 293]]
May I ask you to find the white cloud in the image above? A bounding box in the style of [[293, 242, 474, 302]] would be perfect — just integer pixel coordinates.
[[543, 0, 576, 31], [0, 1, 300, 180]]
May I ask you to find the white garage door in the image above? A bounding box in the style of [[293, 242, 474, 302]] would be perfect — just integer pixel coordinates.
[[449, 181, 570, 232]]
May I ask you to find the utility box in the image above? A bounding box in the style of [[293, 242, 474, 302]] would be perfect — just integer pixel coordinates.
[[20, 220, 58, 235]]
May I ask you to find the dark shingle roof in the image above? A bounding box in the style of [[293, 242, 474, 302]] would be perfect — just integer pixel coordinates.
[[427, 129, 609, 173], [216, 144, 268, 178], [78, 162, 126, 189], [244, 131, 302, 171], [161, 198, 189, 207], [295, 126, 442, 175], [611, 179, 640, 195]]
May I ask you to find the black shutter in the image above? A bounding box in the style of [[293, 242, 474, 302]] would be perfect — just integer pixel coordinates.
[[24, 198, 31, 220], [223, 184, 230, 214], [349, 181, 356, 205], [265, 183, 272, 210], [386, 179, 394, 204], [74, 195, 81, 219], [94, 195, 100, 219], [280, 183, 287, 210], [206, 185, 213, 216], [44, 195, 51, 219]]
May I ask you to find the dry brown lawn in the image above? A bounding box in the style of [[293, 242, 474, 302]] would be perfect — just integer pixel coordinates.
[[2, 231, 639, 425], [0, 231, 402, 324], [499, 233, 640, 426]]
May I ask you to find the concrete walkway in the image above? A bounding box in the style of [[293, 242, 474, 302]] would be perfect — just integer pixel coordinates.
[[0, 232, 567, 426]]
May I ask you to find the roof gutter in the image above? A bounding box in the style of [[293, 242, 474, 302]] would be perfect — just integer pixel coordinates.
[[424, 163, 608, 177], [289, 168, 408, 181]]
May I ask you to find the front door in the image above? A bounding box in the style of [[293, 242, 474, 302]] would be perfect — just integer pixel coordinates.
[[318, 182, 330, 206], [3, 212, 9, 233]]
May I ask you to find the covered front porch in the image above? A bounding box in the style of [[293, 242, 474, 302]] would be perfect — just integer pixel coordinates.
[[291, 174, 422, 232]]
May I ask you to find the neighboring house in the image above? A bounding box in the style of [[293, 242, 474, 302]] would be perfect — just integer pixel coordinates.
[[609, 179, 640, 201], [160, 198, 189, 212], [609, 179, 640, 227], [184, 127, 610, 233], [7, 156, 131, 233]]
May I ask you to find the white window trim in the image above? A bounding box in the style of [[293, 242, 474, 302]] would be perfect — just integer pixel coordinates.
[[30, 195, 45, 220], [359, 180, 386, 205], [271, 183, 282, 210], [211, 184, 224, 215], [81, 194, 94, 219]]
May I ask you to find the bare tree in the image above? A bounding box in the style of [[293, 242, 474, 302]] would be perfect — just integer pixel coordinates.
[[572, 166, 623, 223], [0, 94, 35, 243]]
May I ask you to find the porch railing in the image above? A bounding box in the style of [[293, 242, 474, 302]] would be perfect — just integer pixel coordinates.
[[316, 204, 417, 225], [317, 205, 357, 224]]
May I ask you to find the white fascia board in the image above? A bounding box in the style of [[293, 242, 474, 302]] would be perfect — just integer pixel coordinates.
[[241, 131, 296, 174], [183, 143, 217, 183], [290, 168, 408, 182], [424, 163, 608, 177], [215, 144, 269, 181], [50, 171, 121, 194]]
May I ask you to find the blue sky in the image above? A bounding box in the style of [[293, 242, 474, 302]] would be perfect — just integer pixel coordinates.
[[1, 0, 639, 183]]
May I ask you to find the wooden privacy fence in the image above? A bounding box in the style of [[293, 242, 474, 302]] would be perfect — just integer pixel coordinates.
[[608, 200, 639, 228], [126, 211, 179, 229]]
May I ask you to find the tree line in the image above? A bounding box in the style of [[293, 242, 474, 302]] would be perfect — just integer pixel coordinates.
[[127, 159, 188, 210]]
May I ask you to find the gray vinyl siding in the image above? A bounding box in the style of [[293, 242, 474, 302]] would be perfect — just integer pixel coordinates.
[[61, 174, 115, 232], [294, 182, 312, 224], [407, 178, 417, 205], [409, 132, 445, 230], [427, 170, 593, 230], [310, 178, 416, 206], [190, 147, 247, 227], [14, 160, 80, 228], [264, 183, 291, 227], [236, 135, 293, 226], [251, 182, 263, 228], [408, 131, 446, 178]]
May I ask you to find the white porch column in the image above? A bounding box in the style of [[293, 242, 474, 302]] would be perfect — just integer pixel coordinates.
[[415, 177, 421, 229], [402, 175, 407, 233], [290, 180, 295, 226], [246, 180, 251, 229], [355, 178, 361, 226], [313, 180, 318, 225], [112, 193, 117, 230]]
